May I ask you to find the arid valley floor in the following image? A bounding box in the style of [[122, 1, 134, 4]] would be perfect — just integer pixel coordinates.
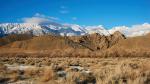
[[0, 57, 150, 84], [0, 32, 150, 84]]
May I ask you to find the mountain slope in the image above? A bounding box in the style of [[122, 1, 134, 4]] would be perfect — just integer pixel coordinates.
[[110, 33, 150, 50], [1, 32, 150, 58], [0, 34, 33, 46], [0, 31, 125, 52]]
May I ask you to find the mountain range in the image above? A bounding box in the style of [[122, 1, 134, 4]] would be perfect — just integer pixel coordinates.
[[0, 22, 150, 57], [1, 23, 150, 37], [0, 23, 110, 37]]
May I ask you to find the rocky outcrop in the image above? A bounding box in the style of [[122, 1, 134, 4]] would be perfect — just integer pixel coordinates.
[[107, 31, 126, 47], [69, 31, 126, 51]]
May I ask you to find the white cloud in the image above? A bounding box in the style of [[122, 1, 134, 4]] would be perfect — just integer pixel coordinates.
[[127, 23, 150, 37], [108, 26, 129, 35], [35, 13, 45, 17], [109, 23, 150, 37], [22, 17, 50, 24], [22, 13, 59, 24]]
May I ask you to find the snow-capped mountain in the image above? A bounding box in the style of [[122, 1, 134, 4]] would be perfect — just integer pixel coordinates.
[[84, 25, 110, 35], [0, 23, 150, 37], [0, 23, 109, 37], [108, 23, 150, 37]]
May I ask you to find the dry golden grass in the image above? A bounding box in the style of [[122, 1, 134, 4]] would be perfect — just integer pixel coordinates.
[[0, 33, 150, 84], [40, 67, 55, 82], [91, 59, 150, 84], [24, 67, 39, 78], [8, 71, 19, 82], [0, 58, 149, 84]]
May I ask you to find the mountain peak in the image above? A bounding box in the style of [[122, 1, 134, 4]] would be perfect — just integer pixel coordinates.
[[0, 23, 110, 37], [113, 31, 124, 35], [111, 31, 126, 41]]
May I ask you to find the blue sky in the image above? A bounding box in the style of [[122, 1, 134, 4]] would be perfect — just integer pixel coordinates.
[[0, 0, 150, 28]]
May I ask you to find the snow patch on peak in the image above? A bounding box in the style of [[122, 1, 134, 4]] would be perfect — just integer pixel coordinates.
[[108, 23, 150, 37], [84, 25, 110, 35], [1, 22, 149, 37], [63, 24, 84, 32], [108, 26, 129, 35]]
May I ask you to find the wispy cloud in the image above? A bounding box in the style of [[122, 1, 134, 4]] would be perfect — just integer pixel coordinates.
[[59, 10, 69, 14], [60, 6, 67, 9], [22, 17, 50, 24], [59, 6, 69, 14], [22, 13, 59, 24], [72, 17, 77, 20], [35, 13, 59, 20]]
